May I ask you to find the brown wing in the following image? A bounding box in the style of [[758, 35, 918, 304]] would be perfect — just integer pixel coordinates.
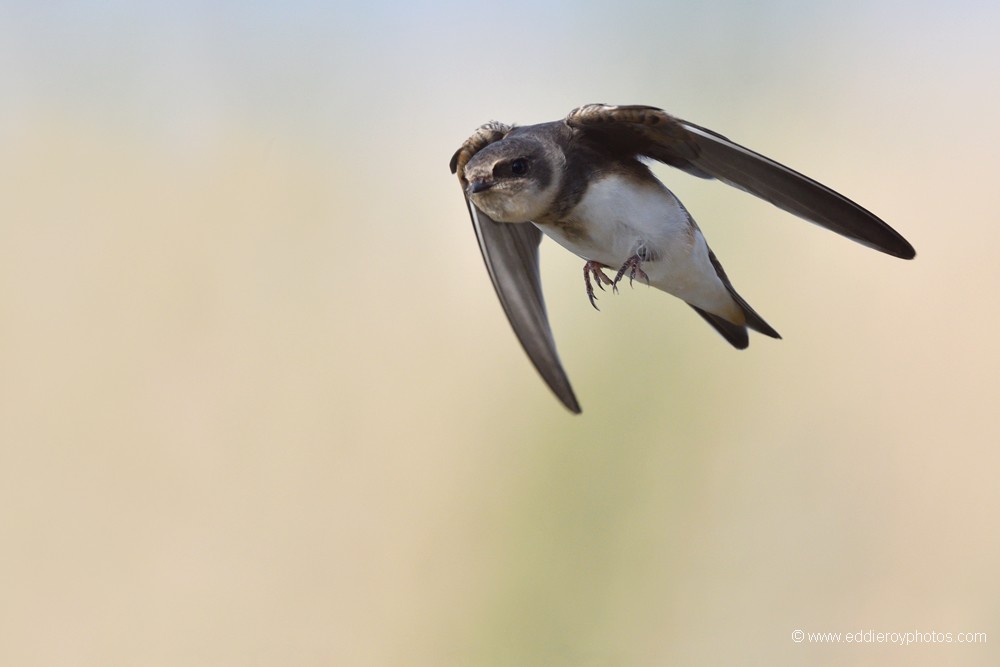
[[450, 124, 581, 413], [565, 104, 915, 259]]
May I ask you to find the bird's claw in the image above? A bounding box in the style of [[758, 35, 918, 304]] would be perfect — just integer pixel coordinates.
[[612, 254, 650, 293], [583, 261, 614, 310]]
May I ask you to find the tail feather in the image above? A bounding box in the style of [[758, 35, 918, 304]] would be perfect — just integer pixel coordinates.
[[695, 249, 781, 347], [727, 288, 781, 339], [690, 306, 750, 349]]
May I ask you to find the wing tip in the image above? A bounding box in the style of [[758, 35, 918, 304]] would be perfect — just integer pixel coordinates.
[[867, 234, 916, 260], [894, 242, 917, 260], [561, 392, 582, 414]]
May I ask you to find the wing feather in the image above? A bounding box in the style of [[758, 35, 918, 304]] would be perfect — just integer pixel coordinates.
[[466, 202, 580, 413], [566, 104, 915, 259]]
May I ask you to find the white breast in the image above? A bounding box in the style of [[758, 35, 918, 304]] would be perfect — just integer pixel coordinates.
[[539, 173, 691, 265], [535, 172, 740, 319]]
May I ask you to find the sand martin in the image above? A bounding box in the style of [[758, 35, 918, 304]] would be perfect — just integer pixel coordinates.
[[450, 104, 915, 413]]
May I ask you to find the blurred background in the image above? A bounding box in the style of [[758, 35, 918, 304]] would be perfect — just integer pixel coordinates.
[[1, 1, 998, 665]]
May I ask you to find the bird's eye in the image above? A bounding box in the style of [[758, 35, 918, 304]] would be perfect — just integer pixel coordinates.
[[510, 158, 529, 176]]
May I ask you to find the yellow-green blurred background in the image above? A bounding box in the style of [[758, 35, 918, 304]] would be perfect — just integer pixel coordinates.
[[2, 1, 998, 665]]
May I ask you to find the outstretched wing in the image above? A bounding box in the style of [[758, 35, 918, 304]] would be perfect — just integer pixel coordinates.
[[565, 104, 915, 259], [467, 203, 580, 413], [450, 126, 581, 413]]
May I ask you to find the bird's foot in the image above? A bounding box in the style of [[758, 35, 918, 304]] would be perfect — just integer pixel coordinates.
[[612, 253, 650, 293], [583, 261, 614, 310]]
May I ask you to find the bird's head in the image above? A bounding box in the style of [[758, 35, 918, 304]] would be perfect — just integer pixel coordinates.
[[462, 136, 563, 222]]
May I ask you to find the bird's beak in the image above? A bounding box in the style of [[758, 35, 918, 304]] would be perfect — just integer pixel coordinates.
[[468, 179, 493, 195]]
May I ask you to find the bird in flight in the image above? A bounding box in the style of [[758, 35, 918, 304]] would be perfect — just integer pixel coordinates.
[[450, 104, 915, 413]]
